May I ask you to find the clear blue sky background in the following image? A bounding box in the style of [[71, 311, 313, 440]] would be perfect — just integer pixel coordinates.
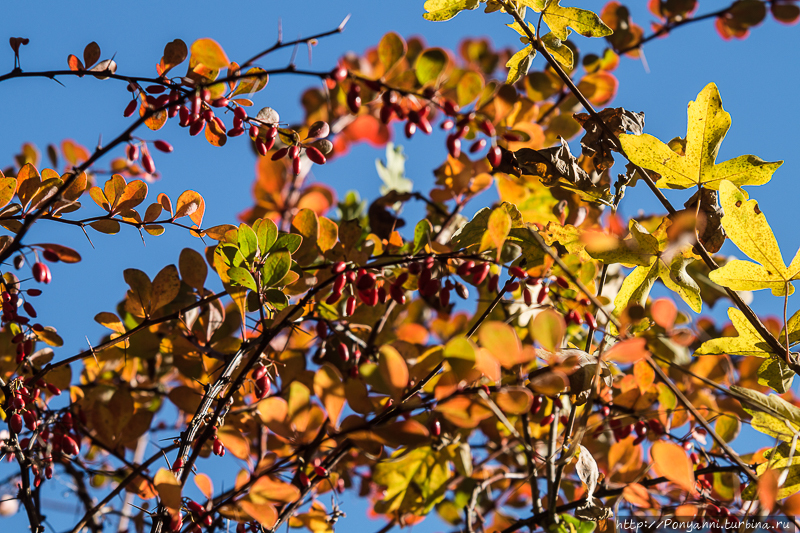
[[0, 1, 798, 531]]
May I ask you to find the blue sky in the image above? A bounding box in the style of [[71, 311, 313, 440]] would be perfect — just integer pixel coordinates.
[[0, 1, 798, 531]]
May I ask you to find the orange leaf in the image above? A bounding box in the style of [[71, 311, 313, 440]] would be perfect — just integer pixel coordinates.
[[622, 483, 654, 508], [651, 298, 677, 329], [758, 468, 779, 512], [175, 190, 205, 226], [378, 345, 409, 400], [650, 440, 697, 495], [194, 473, 214, 500], [313, 364, 345, 428], [239, 500, 277, 528], [605, 338, 649, 364]]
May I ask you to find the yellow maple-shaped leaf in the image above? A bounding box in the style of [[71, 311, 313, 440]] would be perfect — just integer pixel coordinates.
[[586, 218, 701, 313], [696, 306, 794, 393], [619, 83, 782, 190], [542, 0, 613, 40], [710, 180, 800, 296]]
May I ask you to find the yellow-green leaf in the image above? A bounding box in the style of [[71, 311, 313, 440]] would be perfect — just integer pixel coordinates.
[[541, 32, 574, 68], [422, 0, 480, 21], [619, 83, 782, 190], [415, 48, 448, 85], [505, 45, 534, 85], [479, 207, 511, 254], [378, 32, 406, 71], [542, 0, 613, 40]]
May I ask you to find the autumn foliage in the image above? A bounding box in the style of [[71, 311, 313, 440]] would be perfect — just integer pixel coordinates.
[[2, 1, 800, 533]]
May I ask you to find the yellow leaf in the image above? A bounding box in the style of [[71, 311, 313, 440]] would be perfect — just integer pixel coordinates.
[[190, 38, 229, 70], [154, 468, 182, 512], [710, 180, 797, 295], [620, 83, 782, 190]]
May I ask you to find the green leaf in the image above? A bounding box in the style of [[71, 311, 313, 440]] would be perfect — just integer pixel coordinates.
[[261, 250, 292, 288], [378, 32, 406, 71], [505, 45, 534, 85], [227, 266, 257, 292], [422, 0, 480, 21], [253, 218, 278, 256], [373, 446, 453, 515], [237, 223, 258, 263], [272, 233, 302, 254], [619, 83, 782, 190], [263, 288, 289, 310], [542, 0, 613, 40], [451, 202, 524, 251], [413, 219, 433, 254], [416, 48, 448, 85], [710, 180, 798, 296], [732, 386, 800, 442]]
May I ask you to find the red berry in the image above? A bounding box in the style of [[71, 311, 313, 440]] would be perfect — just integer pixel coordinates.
[[23, 302, 36, 318], [344, 296, 356, 316], [446, 135, 461, 158], [488, 146, 502, 167], [469, 139, 487, 153], [523, 287, 533, 306], [123, 100, 138, 117], [470, 263, 490, 285], [337, 343, 349, 362], [418, 117, 433, 134], [142, 154, 155, 174], [153, 140, 173, 153], [457, 260, 474, 277], [331, 261, 347, 274], [539, 414, 555, 427], [211, 97, 229, 108], [126, 144, 139, 161], [32, 262, 51, 284], [331, 65, 348, 82], [314, 466, 328, 478], [390, 284, 406, 305], [430, 419, 442, 437], [508, 266, 527, 278], [487, 274, 499, 293], [212, 438, 225, 456], [255, 375, 270, 399], [443, 100, 459, 116], [347, 92, 361, 114], [356, 271, 377, 291], [585, 312, 597, 329], [404, 121, 416, 139], [530, 395, 543, 415], [189, 119, 205, 136], [299, 472, 311, 488], [271, 147, 289, 161], [9, 413, 22, 434], [479, 119, 496, 137], [62, 435, 79, 455], [536, 285, 548, 304], [306, 146, 326, 165]]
